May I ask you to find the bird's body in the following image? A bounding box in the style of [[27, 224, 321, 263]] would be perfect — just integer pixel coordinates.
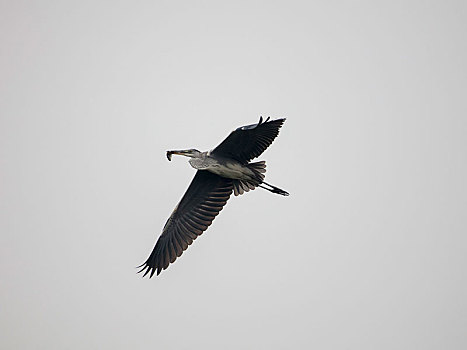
[[139, 117, 288, 277], [188, 152, 256, 180]]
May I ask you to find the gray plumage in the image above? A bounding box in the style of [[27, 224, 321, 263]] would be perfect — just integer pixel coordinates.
[[138, 117, 288, 278]]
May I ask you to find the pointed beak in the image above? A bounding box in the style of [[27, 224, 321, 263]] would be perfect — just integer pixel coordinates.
[[166, 150, 186, 161]]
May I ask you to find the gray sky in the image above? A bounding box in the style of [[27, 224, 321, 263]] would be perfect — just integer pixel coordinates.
[[1, 1, 466, 349]]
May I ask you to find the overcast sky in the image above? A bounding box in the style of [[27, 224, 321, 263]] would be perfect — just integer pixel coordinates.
[[1, 1, 466, 349]]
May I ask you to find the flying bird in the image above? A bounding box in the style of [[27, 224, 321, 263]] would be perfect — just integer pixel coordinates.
[[138, 117, 288, 277]]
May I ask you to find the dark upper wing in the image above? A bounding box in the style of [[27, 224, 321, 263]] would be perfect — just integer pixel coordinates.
[[211, 117, 286, 164], [138, 170, 233, 277]]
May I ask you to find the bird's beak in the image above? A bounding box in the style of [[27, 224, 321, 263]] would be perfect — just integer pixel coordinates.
[[166, 150, 186, 161]]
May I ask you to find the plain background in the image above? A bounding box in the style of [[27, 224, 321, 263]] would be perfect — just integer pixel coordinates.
[[1, 1, 466, 349]]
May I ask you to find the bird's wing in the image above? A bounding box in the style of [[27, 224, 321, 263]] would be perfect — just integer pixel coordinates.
[[211, 117, 286, 164], [138, 170, 233, 277]]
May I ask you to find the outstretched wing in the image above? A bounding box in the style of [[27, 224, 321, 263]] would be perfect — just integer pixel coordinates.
[[138, 170, 233, 277], [211, 117, 286, 164]]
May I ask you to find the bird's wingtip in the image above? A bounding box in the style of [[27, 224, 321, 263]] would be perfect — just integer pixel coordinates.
[[136, 260, 155, 278]]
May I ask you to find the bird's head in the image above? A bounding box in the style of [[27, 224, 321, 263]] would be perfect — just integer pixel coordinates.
[[166, 149, 201, 161]]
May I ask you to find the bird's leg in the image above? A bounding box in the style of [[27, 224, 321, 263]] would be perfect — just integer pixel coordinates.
[[259, 182, 289, 196]]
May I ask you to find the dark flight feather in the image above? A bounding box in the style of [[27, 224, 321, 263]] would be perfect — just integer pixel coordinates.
[[211, 117, 286, 164], [138, 170, 233, 277]]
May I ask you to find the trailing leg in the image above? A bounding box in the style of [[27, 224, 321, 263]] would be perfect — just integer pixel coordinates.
[[259, 182, 289, 196]]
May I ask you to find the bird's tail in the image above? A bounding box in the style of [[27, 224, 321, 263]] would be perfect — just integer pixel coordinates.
[[232, 162, 289, 196], [232, 161, 266, 196]]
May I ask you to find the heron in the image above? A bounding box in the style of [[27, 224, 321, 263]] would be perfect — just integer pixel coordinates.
[[138, 117, 288, 277]]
